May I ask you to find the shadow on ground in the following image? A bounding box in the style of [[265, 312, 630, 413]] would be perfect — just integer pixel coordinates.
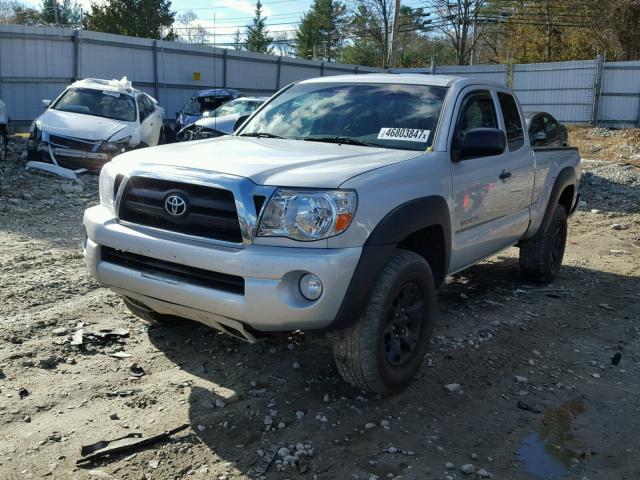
[[145, 256, 640, 478]]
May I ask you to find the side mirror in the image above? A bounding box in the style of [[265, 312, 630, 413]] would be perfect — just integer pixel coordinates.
[[233, 114, 250, 132], [42, 99, 51, 108], [458, 128, 506, 160]]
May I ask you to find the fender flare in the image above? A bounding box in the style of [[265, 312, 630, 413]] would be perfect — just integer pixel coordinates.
[[328, 196, 451, 331], [536, 167, 576, 236]]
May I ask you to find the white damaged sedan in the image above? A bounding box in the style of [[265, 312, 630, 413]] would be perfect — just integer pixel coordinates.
[[27, 77, 165, 173]]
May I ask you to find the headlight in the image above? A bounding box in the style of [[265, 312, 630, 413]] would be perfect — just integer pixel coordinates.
[[99, 163, 117, 214], [101, 136, 130, 153], [258, 189, 357, 241]]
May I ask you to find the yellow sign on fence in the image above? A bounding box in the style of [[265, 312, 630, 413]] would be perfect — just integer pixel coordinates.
[[193, 72, 201, 81]]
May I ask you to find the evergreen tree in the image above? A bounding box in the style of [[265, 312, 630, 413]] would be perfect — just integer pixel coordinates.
[[40, 0, 82, 25], [295, 0, 346, 61], [84, 0, 176, 40], [244, 0, 273, 54], [232, 29, 243, 50]]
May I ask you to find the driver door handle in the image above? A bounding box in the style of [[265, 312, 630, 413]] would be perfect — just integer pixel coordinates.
[[499, 169, 512, 180]]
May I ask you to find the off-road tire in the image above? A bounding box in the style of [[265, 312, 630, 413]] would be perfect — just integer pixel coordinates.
[[519, 204, 568, 283], [122, 298, 182, 326], [331, 249, 436, 394]]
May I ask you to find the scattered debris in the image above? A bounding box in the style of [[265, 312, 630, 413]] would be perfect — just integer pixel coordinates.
[[77, 424, 190, 465], [110, 352, 132, 359], [18, 387, 30, 399], [517, 401, 542, 414], [611, 353, 622, 366], [461, 463, 475, 475], [254, 445, 280, 475], [444, 383, 462, 393], [129, 363, 145, 377]]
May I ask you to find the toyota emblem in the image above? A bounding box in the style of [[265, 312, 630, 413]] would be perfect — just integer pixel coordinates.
[[164, 194, 188, 217]]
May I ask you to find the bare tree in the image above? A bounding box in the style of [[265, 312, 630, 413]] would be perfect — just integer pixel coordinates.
[[273, 31, 295, 56], [0, 0, 40, 24], [176, 10, 209, 44], [428, 0, 494, 65]]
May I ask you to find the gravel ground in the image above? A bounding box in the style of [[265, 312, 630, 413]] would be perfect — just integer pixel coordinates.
[[0, 135, 639, 480]]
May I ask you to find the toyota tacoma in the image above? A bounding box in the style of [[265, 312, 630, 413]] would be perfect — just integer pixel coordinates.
[[83, 74, 581, 393]]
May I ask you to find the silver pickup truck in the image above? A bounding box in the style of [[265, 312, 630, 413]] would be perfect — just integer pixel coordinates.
[[83, 74, 581, 394]]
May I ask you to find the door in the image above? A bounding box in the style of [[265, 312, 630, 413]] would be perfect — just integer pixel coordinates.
[[137, 95, 161, 146], [137, 95, 153, 146], [448, 88, 532, 273], [143, 95, 163, 145]]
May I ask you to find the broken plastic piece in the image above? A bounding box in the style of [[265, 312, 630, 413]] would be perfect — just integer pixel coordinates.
[[253, 445, 280, 475], [517, 400, 541, 414], [77, 424, 190, 464]]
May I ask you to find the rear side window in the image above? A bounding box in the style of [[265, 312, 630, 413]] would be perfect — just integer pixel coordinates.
[[498, 92, 524, 151]]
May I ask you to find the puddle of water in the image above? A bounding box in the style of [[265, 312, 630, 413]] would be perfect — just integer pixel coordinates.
[[517, 399, 587, 480]]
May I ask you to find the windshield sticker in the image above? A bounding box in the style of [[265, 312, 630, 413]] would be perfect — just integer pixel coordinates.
[[102, 91, 120, 98], [377, 128, 430, 142]]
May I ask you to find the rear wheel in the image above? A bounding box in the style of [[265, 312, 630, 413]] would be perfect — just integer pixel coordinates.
[[519, 204, 568, 283], [331, 250, 436, 394], [122, 298, 183, 326]]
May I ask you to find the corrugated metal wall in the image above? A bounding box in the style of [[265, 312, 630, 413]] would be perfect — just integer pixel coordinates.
[[599, 61, 640, 127], [1, 25, 639, 127], [0, 25, 382, 125]]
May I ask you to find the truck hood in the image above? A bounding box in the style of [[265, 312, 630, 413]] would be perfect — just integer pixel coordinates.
[[36, 109, 130, 141], [113, 135, 422, 188]]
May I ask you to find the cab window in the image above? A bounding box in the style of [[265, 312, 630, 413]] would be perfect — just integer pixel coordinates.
[[497, 92, 524, 151], [452, 90, 498, 156]]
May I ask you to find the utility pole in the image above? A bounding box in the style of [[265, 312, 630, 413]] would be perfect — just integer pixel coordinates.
[[53, 0, 59, 24], [388, 0, 401, 68]]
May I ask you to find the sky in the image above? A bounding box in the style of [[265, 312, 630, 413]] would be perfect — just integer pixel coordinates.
[[22, 0, 316, 44], [22, 0, 427, 47]]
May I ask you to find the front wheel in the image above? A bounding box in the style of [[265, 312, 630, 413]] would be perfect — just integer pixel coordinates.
[[331, 250, 436, 394]]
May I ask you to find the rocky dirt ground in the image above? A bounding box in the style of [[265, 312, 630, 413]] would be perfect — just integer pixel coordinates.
[[0, 131, 639, 480]]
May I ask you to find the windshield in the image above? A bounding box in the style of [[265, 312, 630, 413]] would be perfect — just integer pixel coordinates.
[[53, 88, 136, 122], [183, 95, 231, 116], [211, 99, 264, 118], [240, 82, 448, 151]]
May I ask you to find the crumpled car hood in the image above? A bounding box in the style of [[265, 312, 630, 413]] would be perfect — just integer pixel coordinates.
[[195, 113, 239, 135], [112, 135, 422, 188], [37, 109, 129, 141]]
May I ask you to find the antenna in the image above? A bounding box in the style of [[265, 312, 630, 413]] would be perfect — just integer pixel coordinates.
[[213, 12, 217, 89]]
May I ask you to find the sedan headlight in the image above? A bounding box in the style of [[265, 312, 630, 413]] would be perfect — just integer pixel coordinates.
[[101, 136, 131, 154], [258, 189, 357, 241]]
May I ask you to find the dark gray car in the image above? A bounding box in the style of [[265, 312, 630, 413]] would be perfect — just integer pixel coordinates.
[[525, 112, 568, 147]]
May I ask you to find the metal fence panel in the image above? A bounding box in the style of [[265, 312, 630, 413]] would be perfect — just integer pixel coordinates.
[[435, 64, 508, 84], [0, 25, 386, 125], [512, 60, 596, 123], [2, 25, 640, 128], [599, 61, 640, 127]]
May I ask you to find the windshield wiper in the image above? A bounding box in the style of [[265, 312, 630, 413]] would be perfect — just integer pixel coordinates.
[[302, 136, 378, 147], [240, 132, 285, 139]]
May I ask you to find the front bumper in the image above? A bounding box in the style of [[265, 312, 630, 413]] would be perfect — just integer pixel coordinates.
[[84, 205, 362, 335]]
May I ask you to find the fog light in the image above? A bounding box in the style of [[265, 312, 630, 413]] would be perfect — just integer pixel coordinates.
[[299, 273, 322, 300]]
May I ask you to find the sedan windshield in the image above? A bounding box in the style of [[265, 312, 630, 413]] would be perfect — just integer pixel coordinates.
[[53, 88, 136, 122], [183, 96, 231, 116], [211, 99, 264, 118], [240, 82, 448, 151]]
